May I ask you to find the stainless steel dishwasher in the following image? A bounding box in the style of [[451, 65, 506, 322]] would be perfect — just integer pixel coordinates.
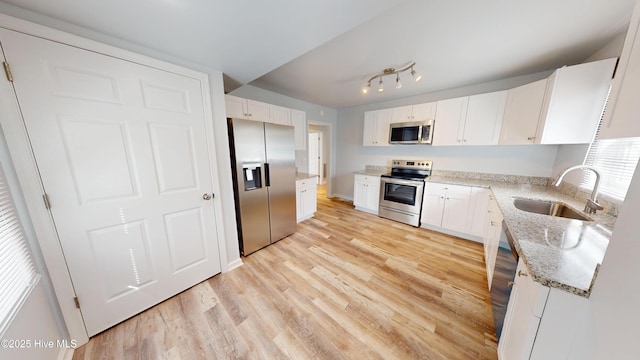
[[490, 221, 520, 341]]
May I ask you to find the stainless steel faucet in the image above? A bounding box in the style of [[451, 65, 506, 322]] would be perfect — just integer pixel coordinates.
[[553, 165, 604, 214]]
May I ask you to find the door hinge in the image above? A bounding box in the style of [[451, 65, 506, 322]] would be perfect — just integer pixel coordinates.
[[43, 193, 51, 209], [73, 296, 80, 309], [3, 62, 13, 82]]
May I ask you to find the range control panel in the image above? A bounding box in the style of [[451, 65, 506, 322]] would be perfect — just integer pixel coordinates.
[[391, 160, 432, 170]]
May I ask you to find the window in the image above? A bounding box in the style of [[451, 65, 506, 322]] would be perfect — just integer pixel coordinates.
[[578, 83, 640, 202], [0, 161, 39, 336], [581, 137, 640, 201]]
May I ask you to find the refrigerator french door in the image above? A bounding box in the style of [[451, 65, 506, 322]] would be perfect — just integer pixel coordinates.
[[228, 118, 297, 255]]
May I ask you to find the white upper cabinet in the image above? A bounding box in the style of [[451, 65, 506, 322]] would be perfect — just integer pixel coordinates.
[[536, 58, 616, 144], [226, 95, 306, 150], [291, 109, 307, 150], [499, 79, 548, 145], [464, 90, 507, 145], [225, 94, 246, 118], [270, 104, 291, 126], [599, 1, 640, 139], [225, 94, 271, 121], [363, 109, 392, 146], [390, 102, 436, 123], [500, 58, 615, 145], [433, 91, 505, 146], [432, 96, 469, 146], [390, 105, 413, 123]]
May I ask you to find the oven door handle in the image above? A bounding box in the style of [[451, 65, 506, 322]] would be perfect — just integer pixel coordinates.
[[382, 178, 425, 187]]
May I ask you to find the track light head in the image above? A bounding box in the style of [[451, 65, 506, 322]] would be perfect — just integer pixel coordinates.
[[411, 66, 422, 82], [362, 62, 419, 94], [362, 81, 370, 94]]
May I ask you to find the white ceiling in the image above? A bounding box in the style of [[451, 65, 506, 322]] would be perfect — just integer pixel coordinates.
[[0, 0, 636, 109]]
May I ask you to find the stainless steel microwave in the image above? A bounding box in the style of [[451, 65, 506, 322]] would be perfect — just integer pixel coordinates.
[[389, 120, 434, 144]]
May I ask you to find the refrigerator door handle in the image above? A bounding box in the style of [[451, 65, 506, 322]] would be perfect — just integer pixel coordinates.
[[264, 162, 270, 187]]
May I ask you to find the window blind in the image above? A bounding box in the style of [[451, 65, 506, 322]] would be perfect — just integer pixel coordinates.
[[0, 161, 39, 337], [581, 137, 640, 201], [580, 84, 640, 201]]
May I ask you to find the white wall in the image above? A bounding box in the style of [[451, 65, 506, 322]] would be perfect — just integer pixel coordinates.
[[334, 71, 559, 198], [0, 128, 67, 359], [0, 284, 68, 360], [568, 157, 640, 359]]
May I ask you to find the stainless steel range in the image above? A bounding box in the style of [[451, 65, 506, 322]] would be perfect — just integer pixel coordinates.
[[379, 160, 432, 226]]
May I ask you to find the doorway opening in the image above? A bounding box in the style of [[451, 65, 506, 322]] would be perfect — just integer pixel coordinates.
[[307, 121, 332, 198]]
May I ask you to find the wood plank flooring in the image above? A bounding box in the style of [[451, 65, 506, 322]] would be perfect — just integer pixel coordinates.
[[73, 186, 498, 359]]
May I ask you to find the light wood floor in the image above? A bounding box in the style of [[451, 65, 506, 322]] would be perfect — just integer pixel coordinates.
[[73, 186, 498, 359]]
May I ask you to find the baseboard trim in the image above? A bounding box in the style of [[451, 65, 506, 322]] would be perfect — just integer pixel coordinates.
[[225, 258, 244, 272], [420, 223, 483, 244], [331, 194, 352, 202], [58, 347, 74, 360]]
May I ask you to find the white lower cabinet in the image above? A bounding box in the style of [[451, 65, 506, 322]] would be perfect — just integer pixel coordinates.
[[468, 187, 491, 237], [296, 178, 316, 222], [483, 193, 503, 289], [353, 174, 380, 214], [499, 259, 588, 360], [498, 259, 548, 359], [421, 182, 472, 233]]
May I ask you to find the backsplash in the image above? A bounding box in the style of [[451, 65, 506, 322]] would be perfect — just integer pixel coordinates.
[[431, 169, 621, 218], [431, 170, 549, 186], [364, 165, 390, 173]]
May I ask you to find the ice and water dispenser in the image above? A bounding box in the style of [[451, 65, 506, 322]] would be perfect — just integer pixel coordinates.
[[242, 163, 262, 190]]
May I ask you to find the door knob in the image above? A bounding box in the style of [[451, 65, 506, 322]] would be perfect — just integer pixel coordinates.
[[202, 193, 213, 200]]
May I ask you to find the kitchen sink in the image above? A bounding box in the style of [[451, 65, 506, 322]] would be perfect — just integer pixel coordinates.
[[512, 198, 593, 221]]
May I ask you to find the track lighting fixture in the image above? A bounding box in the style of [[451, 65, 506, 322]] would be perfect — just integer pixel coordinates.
[[362, 62, 420, 94]]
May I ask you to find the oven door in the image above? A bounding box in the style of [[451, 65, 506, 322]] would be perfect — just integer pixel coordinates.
[[379, 177, 424, 214]]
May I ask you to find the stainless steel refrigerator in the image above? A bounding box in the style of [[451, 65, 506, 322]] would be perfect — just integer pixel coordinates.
[[228, 118, 297, 256]]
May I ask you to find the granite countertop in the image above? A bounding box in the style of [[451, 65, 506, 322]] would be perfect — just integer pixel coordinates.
[[354, 166, 390, 177], [428, 175, 614, 297], [296, 172, 318, 181]]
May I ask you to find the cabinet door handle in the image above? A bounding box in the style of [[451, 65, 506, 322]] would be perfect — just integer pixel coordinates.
[[202, 193, 213, 200], [518, 270, 528, 277], [527, 136, 535, 141]]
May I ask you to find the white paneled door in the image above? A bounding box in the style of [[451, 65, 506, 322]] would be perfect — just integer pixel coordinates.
[[0, 29, 221, 335]]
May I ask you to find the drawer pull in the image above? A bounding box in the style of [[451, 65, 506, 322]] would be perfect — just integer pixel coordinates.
[[518, 270, 528, 277]]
